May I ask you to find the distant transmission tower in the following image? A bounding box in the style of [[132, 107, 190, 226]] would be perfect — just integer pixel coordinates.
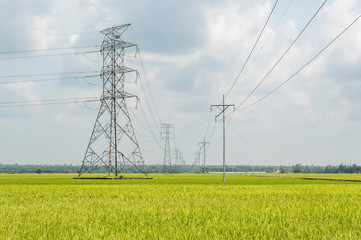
[[194, 151, 201, 166], [199, 138, 210, 176], [77, 24, 148, 178], [174, 149, 180, 165], [161, 124, 174, 173], [174, 149, 184, 165]]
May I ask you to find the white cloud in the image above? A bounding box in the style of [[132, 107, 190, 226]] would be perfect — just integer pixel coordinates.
[[283, 19, 298, 40], [5, 81, 39, 101], [284, 87, 311, 107], [54, 112, 82, 126]]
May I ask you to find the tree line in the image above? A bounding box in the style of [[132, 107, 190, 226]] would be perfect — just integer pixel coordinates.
[[290, 163, 361, 174], [1, 163, 361, 174]]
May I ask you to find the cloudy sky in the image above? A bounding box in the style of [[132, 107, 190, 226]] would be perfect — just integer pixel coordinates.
[[0, 0, 360, 167]]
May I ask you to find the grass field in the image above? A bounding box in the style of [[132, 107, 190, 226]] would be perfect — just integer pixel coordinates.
[[1, 173, 361, 239]]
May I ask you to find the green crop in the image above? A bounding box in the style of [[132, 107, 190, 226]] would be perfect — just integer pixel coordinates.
[[0, 173, 361, 239]]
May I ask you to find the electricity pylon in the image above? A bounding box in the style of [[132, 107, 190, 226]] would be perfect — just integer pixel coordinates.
[[78, 24, 147, 178], [194, 152, 201, 166], [161, 123, 174, 173], [174, 149, 180, 165], [199, 138, 210, 176], [179, 152, 185, 165]]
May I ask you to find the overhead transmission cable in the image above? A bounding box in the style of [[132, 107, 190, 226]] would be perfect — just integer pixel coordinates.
[[138, 103, 163, 149], [229, 123, 265, 165], [131, 25, 162, 125], [0, 50, 99, 60], [208, 119, 219, 146], [261, 0, 294, 50], [129, 109, 159, 144], [224, 0, 279, 99], [0, 31, 98, 39], [0, 70, 99, 79], [0, 75, 99, 85], [130, 26, 164, 151], [232, 0, 328, 113], [250, 0, 294, 65], [130, 108, 157, 139], [205, 0, 279, 147], [205, 0, 278, 149], [137, 48, 162, 125], [136, 71, 162, 131], [0, 25, 96, 33], [203, 110, 213, 140], [0, 97, 100, 109], [0, 45, 100, 55], [236, 13, 361, 112]]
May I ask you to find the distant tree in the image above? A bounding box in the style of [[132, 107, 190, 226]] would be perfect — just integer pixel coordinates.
[[324, 165, 337, 173], [293, 164, 304, 173], [350, 164, 361, 173], [36, 169, 42, 174], [279, 166, 288, 174], [304, 165, 312, 173], [338, 163, 346, 173]]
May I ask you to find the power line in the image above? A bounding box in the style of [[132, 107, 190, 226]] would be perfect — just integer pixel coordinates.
[[0, 97, 99, 105], [0, 75, 99, 85], [229, 123, 265, 165], [250, 0, 294, 65], [129, 108, 158, 143], [224, 0, 279, 99], [128, 27, 163, 135], [233, 0, 328, 112], [0, 24, 123, 34], [203, 110, 212, 140], [0, 50, 99, 60], [0, 97, 99, 108], [131, 26, 162, 125], [137, 73, 162, 131], [262, 0, 294, 49], [0, 70, 99, 79], [137, 48, 163, 125], [138, 104, 163, 149], [132, 48, 164, 149], [236, 14, 361, 112], [0, 31, 98, 39], [0, 45, 100, 55], [0, 25, 99, 33], [209, 120, 218, 144]]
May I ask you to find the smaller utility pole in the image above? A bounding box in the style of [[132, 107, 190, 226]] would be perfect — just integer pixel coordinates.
[[199, 138, 210, 176], [211, 95, 234, 182]]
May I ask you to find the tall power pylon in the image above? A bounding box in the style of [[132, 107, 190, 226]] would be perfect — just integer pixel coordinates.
[[78, 24, 147, 178], [161, 123, 174, 173]]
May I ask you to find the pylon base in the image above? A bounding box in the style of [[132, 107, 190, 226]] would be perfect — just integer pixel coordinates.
[[73, 177, 153, 180]]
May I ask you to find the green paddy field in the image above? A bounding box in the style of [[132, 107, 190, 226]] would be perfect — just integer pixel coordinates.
[[1, 173, 361, 239]]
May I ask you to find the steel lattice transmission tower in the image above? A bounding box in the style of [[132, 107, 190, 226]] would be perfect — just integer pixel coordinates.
[[161, 124, 174, 173], [78, 24, 148, 178]]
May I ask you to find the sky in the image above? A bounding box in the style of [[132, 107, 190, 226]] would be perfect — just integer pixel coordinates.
[[0, 0, 360, 167]]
